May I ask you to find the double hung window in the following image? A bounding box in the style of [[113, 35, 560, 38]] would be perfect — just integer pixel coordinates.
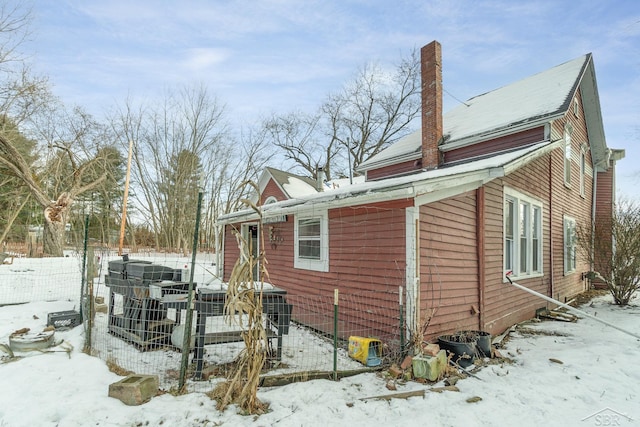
[[504, 188, 543, 278], [294, 212, 329, 272]]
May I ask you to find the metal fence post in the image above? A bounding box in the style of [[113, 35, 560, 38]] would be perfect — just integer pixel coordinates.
[[179, 187, 204, 390], [81, 214, 92, 352], [399, 286, 404, 357]]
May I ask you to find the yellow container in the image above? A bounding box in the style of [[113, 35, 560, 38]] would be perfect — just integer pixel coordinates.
[[348, 336, 382, 366]]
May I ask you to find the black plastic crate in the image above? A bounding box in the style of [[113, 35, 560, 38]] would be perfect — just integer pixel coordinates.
[[126, 263, 175, 281], [108, 259, 152, 279], [148, 281, 191, 299], [47, 310, 82, 329]]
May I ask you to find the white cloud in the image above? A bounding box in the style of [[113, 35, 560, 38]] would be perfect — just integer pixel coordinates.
[[182, 48, 229, 72]]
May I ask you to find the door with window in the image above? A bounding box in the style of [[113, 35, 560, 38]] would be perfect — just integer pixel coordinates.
[[241, 223, 259, 281]]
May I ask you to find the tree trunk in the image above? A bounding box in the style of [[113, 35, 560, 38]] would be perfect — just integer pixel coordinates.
[[43, 193, 73, 257]]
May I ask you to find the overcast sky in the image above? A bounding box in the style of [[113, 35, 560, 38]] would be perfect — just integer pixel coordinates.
[[22, 0, 640, 199]]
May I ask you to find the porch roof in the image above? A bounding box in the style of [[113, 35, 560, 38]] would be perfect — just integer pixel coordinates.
[[218, 139, 561, 225]]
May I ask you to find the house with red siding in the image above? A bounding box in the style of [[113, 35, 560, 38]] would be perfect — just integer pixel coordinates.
[[216, 41, 624, 347]]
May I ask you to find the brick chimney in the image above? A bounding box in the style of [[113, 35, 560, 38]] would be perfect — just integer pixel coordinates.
[[421, 40, 443, 170]]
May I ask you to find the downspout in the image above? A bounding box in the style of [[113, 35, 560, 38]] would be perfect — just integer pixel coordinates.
[[590, 168, 597, 275], [476, 187, 485, 330], [415, 216, 420, 336], [548, 153, 554, 301]]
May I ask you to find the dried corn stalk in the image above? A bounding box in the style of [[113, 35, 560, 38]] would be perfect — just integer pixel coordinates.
[[213, 183, 270, 414]]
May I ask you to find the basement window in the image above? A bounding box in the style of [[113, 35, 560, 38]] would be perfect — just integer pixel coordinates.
[[294, 211, 329, 272], [504, 188, 543, 279]]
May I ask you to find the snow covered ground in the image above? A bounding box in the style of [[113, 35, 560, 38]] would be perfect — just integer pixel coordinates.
[[1, 256, 639, 427]]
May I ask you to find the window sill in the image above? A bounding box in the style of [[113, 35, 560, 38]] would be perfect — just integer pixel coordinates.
[[294, 258, 329, 273], [503, 272, 544, 283]]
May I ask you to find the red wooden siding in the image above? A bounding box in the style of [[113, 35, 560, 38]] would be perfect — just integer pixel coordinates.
[[480, 93, 595, 335], [594, 167, 614, 278], [547, 95, 592, 302], [223, 200, 410, 344], [419, 192, 480, 339], [443, 126, 545, 164], [260, 178, 289, 203], [482, 158, 553, 335], [366, 159, 421, 181], [222, 224, 241, 282], [220, 92, 604, 342]]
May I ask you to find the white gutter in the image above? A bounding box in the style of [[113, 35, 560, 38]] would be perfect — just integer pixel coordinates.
[[218, 185, 416, 225]]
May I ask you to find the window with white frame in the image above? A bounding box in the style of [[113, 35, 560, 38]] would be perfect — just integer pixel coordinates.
[[564, 216, 577, 274], [564, 123, 573, 187], [294, 212, 329, 272], [504, 188, 543, 278]]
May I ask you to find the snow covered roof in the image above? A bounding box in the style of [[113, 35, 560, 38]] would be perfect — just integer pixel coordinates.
[[444, 54, 588, 144], [255, 167, 369, 203], [219, 140, 560, 224], [260, 167, 318, 199], [359, 53, 601, 171]]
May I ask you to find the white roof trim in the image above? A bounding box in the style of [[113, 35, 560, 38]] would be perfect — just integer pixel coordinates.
[[218, 141, 555, 225]]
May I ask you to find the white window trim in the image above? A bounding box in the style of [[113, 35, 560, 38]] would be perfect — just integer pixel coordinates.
[[580, 144, 588, 197], [294, 211, 329, 272], [564, 123, 573, 188], [504, 187, 543, 280], [264, 196, 278, 205], [563, 215, 577, 275]]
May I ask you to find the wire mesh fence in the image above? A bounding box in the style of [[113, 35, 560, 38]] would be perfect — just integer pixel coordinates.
[[0, 247, 406, 393]]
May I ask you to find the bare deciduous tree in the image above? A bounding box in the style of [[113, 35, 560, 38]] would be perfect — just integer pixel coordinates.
[[262, 111, 329, 179], [0, 5, 118, 256], [577, 199, 640, 305], [109, 84, 271, 255], [201, 125, 274, 258], [115, 85, 227, 253], [8, 101, 120, 255], [263, 48, 421, 181]]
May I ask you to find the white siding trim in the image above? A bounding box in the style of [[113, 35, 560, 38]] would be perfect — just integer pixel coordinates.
[[405, 206, 419, 335]]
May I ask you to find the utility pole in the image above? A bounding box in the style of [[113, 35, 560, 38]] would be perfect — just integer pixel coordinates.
[[118, 139, 133, 256]]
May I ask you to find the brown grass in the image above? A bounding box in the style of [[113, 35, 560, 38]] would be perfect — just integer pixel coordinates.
[[106, 357, 134, 376]]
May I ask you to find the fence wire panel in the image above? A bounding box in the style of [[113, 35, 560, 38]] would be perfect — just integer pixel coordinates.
[[0, 252, 82, 307], [2, 247, 406, 394]]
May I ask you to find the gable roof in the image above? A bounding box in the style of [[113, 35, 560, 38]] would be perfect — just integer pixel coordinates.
[[256, 167, 318, 201], [359, 53, 610, 171], [219, 139, 561, 224]]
